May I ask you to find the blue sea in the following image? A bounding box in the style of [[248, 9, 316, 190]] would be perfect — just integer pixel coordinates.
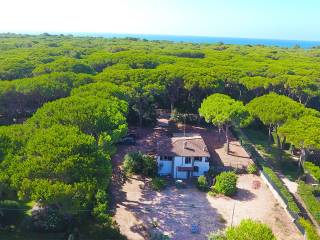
[[69, 32, 320, 49], [14, 31, 320, 49]]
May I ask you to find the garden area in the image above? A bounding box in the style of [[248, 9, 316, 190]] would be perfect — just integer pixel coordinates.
[[110, 119, 303, 240]]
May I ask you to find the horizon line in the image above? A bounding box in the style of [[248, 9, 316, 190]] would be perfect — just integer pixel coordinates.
[[1, 31, 320, 44]]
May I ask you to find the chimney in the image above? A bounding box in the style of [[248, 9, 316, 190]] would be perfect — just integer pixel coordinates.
[[184, 141, 187, 149]]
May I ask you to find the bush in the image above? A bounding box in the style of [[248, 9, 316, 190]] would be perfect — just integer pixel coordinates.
[[225, 219, 276, 240], [298, 218, 320, 240], [212, 172, 238, 196], [93, 189, 111, 224], [298, 181, 320, 224], [123, 152, 144, 175], [85, 222, 127, 240], [197, 176, 209, 191], [151, 177, 167, 191], [142, 155, 158, 177], [247, 163, 258, 174], [304, 162, 320, 182], [123, 152, 157, 177], [31, 207, 66, 232], [0, 200, 23, 226], [208, 231, 226, 240], [233, 127, 301, 215]]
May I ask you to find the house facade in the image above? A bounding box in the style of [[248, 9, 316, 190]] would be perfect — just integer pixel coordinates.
[[157, 133, 210, 179]]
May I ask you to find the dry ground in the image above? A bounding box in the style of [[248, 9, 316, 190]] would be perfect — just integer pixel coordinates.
[[114, 174, 302, 240], [111, 121, 303, 240]]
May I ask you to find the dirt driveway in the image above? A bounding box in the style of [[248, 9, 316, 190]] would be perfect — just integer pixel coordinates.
[[111, 120, 303, 240], [114, 174, 302, 240]]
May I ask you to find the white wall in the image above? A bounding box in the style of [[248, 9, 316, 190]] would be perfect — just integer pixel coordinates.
[[157, 156, 172, 176], [193, 157, 210, 177], [158, 156, 209, 179]]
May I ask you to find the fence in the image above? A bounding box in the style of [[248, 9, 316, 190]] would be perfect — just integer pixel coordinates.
[[232, 128, 307, 237]]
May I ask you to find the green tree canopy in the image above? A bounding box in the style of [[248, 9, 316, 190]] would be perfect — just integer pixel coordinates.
[[199, 94, 251, 152], [278, 115, 320, 166], [225, 219, 276, 240]]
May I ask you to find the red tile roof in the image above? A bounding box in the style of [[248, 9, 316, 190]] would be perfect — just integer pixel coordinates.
[[157, 133, 210, 157]]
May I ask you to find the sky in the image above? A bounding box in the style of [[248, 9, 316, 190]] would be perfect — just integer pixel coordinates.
[[1, 0, 319, 41]]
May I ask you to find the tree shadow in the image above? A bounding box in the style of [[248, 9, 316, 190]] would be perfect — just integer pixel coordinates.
[[124, 181, 226, 240], [232, 188, 256, 202]]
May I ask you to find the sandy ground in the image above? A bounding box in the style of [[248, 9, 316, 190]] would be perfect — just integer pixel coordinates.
[[112, 121, 303, 240], [114, 174, 302, 240]]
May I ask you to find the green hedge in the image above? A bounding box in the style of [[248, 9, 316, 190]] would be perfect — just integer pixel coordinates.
[[304, 162, 320, 182], [233, 128, 301, 215], [298, 218, 320, 240], [0, 200, 24, 226], [263, 167, 300, 214], [298, 181, 320, 224]]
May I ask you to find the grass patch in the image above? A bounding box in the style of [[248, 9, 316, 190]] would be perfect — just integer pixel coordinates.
[[298, 181, 320, 224], [298, 218, 320, 240], [304, 162, 320, 182], [233, 127, 301, 215], [243, 128, 300, 181]]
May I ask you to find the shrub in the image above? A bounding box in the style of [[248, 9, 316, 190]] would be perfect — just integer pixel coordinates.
[[247, 163, 258, 174], [304, 162, 320, 182], [123, 152, 144, 175], [263, 166, 300, 214], [197, 175, 209, 191], [225, 219, 276, 240], [93, 189, 111, 224], [298, 181, 320, 224], [298, 218, 320, 240], [85, 222, 127, 240], [151, 177, 167, 191], [0, 200, 23, 226], [233, 127, 301, 214], [142, 155, 158, 177], [212, 172, 238, 196], [123, 152, 157, 177], [208, 231, 226, 240], [31, 207, 66, 232]]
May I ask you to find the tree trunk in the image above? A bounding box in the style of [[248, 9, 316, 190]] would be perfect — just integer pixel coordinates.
[[281, 136, 286, 150], [138, 102, 143, 127], [170, 102, 174, 115], [298, 148, 306, 173], [268, 125, 272, 143], [275, 132, 283, 161], [225, 125, 230, 154]]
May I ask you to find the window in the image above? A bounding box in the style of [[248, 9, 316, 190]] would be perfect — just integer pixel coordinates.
[[194, 157, 201, 161], [185, 157, 191, 164], [205, 157, 210, 162], [160, 156, 173, 161], [194, 166, 199, 172]]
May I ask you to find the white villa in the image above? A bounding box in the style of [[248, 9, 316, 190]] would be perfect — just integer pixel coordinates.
[[157, 133, 210, 179]]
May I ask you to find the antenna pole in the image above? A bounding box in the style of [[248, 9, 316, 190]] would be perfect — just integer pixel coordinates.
[[184, 114, 186, 137]]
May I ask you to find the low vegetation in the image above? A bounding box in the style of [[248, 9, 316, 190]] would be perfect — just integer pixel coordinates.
[[246, 163, 258, 174], [298, 218, 320, 240], [233, 128, 301, 214], [211, 172, 238, 196], [208, 219, 276, 240], [123, 151, 157, 177], [151, 177, 167, 191], [304, 161, 320, 182], [197, 175, 209, 191], [298, 181, 320, 224]]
